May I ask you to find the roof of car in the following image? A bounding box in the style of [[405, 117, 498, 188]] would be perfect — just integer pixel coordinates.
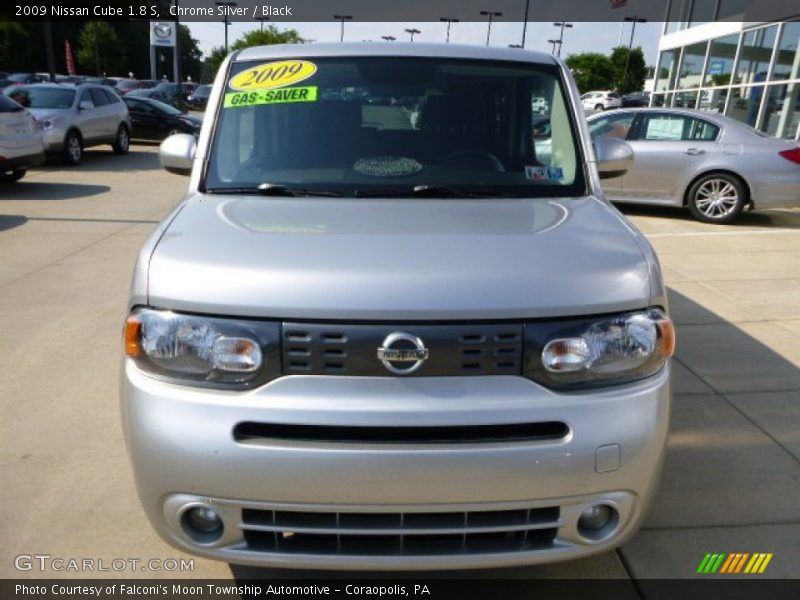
[[234, 42, 558, 66]]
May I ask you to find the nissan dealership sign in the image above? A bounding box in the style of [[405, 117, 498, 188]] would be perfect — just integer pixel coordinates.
[[150, 21, 176, 47]]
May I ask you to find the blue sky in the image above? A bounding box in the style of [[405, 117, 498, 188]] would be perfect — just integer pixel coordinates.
[[185, 21, 664, 65]]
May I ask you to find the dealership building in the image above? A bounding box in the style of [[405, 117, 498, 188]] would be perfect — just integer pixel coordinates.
[[652, 0, 799, 139]]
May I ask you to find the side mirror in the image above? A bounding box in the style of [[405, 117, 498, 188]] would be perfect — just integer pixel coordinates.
[[78, 100, 93, 110], [159, 133, 196, 176], [594, 137, 634, 180]]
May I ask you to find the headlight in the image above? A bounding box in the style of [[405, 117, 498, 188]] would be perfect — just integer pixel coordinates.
[[41, 117, 59, 129], [525, 309, 674, 389], [124, 308, 281, 388]]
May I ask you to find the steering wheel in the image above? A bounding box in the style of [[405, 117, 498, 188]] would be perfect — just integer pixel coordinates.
[[440, 150, 505, 172]]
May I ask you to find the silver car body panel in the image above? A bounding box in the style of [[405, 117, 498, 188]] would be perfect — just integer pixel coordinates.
[[124, 43, 670, 569], [589, 108, 800, 210]]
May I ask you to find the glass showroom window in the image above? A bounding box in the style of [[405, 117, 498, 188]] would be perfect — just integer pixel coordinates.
[[725, 86, 763, 127], [716, 0, 747, 20], [689, 0, 717, 27], [759, 83, 800, 138], [698, 88, 729, 112], [677, 41, 709, 91], [655, 48, 681, 93], [733, 26, 778, 85], [772, 21, 800, 82], [665, 0, 691, 34], [703, 34, 739, 86]]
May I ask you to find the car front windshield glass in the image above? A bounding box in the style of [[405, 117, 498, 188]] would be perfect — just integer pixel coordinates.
[[205, 56, 585, 197], [7, 87, 75, 108]]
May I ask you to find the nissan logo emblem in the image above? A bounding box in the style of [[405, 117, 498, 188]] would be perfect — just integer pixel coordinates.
[[376, 332, 429, 375], [154, 23, 172, 39]]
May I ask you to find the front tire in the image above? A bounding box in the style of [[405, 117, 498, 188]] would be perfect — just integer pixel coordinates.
[[61, 131, 83, 166], [687, 173, 747, 224], [112, 125, 130, 154], [0, 169, 26, 183]]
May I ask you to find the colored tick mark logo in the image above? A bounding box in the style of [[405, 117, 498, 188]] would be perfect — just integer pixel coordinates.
[[697, 553, 773, 574]]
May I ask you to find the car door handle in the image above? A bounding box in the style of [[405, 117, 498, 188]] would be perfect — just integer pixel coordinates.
[[684, 148, 706, 155]]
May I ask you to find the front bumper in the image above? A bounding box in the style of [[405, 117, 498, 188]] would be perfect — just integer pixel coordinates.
[[121, 361, 670, 570]]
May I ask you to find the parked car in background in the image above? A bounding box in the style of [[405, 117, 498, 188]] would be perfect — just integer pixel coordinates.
[[0, 93, 45, 182], [137, 79, 159, 90], [5, 83, 131, 165], [186, 84, 212, 110], [126, 88, 170, 103], [124, 42, 674, 572], [123, 96, 201, 141], [621, 92, 650, 107], [81, 77, 119, 88], [153, 82, 198, 108], [115, 79, 142, 95], [587, 108, 800, 223], [7, 73, 48, 86], [581, 91, 622, 111]]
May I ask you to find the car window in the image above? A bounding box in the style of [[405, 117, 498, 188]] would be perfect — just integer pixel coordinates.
[[207, 56, 586, 198], [0, 94, 24, 112], [5, 86, 75, 108], [637, 113, 719, 141], [90, 88, 109, 106], [103, 89, 121, 104], [78, 89, 94, 108], [589, 113, 635, 140]]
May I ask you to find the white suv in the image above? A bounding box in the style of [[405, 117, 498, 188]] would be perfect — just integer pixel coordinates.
[[581, 91, 622, 111], [0, 94, 44, 182]]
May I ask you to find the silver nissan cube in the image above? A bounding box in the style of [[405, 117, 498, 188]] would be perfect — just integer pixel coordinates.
[[121, 43, 674, 570]]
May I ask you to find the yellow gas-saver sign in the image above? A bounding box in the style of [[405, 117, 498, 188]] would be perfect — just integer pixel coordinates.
[[229, 60, 317, 91]]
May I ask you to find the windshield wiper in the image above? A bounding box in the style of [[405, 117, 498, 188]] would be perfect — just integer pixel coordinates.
[[205, 183, 342, 197], [354, 185, 507, 198]]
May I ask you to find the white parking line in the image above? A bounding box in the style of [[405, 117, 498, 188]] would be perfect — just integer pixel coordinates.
[[646, 229, 800, 238]]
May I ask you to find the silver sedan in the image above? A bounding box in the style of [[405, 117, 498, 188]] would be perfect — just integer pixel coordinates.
[[587, 108, 800, 223]]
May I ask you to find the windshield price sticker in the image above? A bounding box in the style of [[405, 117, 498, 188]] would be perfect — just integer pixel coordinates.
[[224, 86, 318, 108], [525, 166, 565, 181], [229, 60, 317, 91]]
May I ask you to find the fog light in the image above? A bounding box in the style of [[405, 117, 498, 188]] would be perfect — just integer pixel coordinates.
[[578, 504, 613, 531], [185, 507, 223, 535]]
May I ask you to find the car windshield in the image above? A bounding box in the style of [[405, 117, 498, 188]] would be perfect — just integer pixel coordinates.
[[117, 80, 138, 89], [206, 56, 585, 197], [8, 73, 33, 82], [6, 86, 74, 108]]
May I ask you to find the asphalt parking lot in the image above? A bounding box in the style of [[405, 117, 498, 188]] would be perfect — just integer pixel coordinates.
[[1, 145, 799, 587]]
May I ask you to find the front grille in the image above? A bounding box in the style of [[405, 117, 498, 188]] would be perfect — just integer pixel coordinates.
[[282, 322, 523, 377], [233, 421, 569, 444], [239, 506, 560, 556]]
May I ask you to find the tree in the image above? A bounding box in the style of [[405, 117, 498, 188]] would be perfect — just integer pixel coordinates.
[[77, 22, 124, 76], [610, 46, 647, 95], [0, 22, 32, 71], [204, 25, 308, 82], [178, 24, 204, 82], [565, 53, 615, 93]]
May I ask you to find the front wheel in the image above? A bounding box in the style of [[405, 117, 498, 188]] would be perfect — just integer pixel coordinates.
[[112, 125, 130, 154], [0, 169, 26, 183], [61, 131, 83, 166], [687, 174, 747, 224]]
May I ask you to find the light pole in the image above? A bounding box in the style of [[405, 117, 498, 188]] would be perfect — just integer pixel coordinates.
[[405, 28, 421, 43], [521, 0, 530, 49], [334, 15, 352, 42], [215, 2, 237, 53], [255, 16, 269, 32], [622, 17, 647, 93], [381, 35, 396, 42], [480, 10, 502, 46], [552, 22, 573, 58], [547, 39, 560, 55], [439, 17, 459, 43]]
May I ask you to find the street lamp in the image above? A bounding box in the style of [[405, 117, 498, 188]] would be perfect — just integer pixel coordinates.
[[334, 15, 353, 43], [405, 28, 421, 43], [520, 0, 530, 49], [439, 17, 459, 44], [547, 39, 561, 55], [215, 1, 237, 53], [552, 21, 573, 57], [255, 16, 269, 32], [381, 35, 396, 42], [480, 10, 502, 46], [622, 17, 647, 93]]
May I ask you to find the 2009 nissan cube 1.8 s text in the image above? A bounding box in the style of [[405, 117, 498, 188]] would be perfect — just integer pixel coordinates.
[[121, 43, 675, 570]]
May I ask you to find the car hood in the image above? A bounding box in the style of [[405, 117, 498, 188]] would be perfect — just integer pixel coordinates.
[[147, 194, 652, 320], [27, 107, 71, 121]]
